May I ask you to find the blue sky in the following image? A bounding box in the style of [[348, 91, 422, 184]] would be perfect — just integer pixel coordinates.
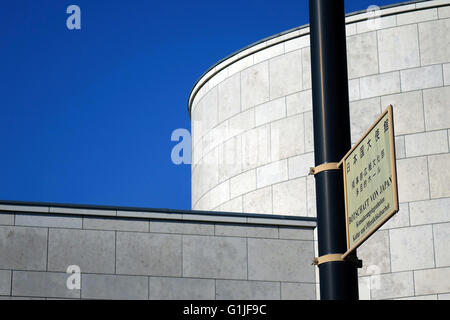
[[0, 0, 404, 210]]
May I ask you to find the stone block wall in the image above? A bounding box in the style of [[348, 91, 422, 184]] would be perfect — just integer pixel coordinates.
[[0, 202, 316, 300]]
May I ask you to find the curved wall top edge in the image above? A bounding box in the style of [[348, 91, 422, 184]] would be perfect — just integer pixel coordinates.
[[187, 0, 446, 116]]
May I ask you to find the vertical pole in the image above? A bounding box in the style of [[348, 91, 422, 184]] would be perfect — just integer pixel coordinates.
[[308, 0, 359, 300]]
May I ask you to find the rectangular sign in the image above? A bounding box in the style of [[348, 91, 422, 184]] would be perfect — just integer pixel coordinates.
[[341, 105, 399, 258]]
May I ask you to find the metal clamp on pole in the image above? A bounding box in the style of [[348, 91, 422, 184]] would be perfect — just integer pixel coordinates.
[[312, 254, 363, 268], [312, 253, 344, 266], [309, 162, 340, 176]]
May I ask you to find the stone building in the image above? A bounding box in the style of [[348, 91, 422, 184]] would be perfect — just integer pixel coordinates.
[[189, 0, 450, 300], [0, 0, 449, 300]]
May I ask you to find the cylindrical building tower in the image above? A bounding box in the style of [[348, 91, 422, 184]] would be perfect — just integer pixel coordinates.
[[189, 0, 450, 300]]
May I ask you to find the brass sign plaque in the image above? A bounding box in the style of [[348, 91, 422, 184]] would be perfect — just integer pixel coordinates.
[[341, 105, 399, 258]]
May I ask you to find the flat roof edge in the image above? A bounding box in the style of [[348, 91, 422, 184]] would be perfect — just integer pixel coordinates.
[[0, 200, 316, 227], [187, 0, 446, 116]]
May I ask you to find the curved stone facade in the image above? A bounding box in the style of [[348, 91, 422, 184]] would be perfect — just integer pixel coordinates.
[[190, 0, 450, 300]]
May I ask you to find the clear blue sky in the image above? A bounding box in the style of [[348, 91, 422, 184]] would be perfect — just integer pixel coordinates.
[[0, 0, 404, 210]]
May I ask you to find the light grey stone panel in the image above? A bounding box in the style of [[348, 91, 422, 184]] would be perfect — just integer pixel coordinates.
[[355, 14, 396, 34], [397, 8, 438, 25], [214, 224, 278, 239], [256, 160, 288, 189], [150, 221, 214, 236], [396, 157, 430, 203], [302, 47, 311, 90], [380, 202, 410, 230], [433, 223, 450, 267], [0, 205, 48, 213], [346, 31, 378, 79], [428, 153, 450, 199], [182, 213, 247, 224], [410, 197, 450, 225], [405, 130, 448, 157], [0, 296, 45, 300], [288, 152, 314, 179], [348, 78, 360, 102], [439, 6, 450, 19], [304, 111, 314, 153], [285, 36, 309, 52], [149, 277, 215, 300], [248, 219, 315, 230], [439, 293, 450, 300], [15, 213, 82, 229], [196, 148, 219, 201], [419, 19, 450, 65], [349, 97, 381, 143], [81, 274, 148, 300], [359, 72, 400, 99], [286, 90, 312, 116], [358, 276, 371, 300], [395, 136, 406, 159], [400, 65, 443, 92], [183, 235, 247, 280], [116, 232, 182, 277], [272, 178, 307, 216], [216, 280, 280, 300], [83, 216, 148, 232], [0, 270, 11, 295], [12, 271, 80, 299], [423, 86, 450, 131], [269, 50, 302, 99], [48, 229, 115, 274], [414, 267, 450, 296], [230, 170, 256, 199], [444, 63, 450, 85], [49, 207, 115, 217], [248, 238, 314, 282], [209, 180, 230, 210], [278, 227, 313, 241], [229, 108, 255, 139], [218, 72, 241, 123], [306, 176, 317, 218], [241, 61, 270, 110], [378, 25, 420, 73], [255, 97, 286, 127], [243, 186, 273, 215], [254, 43, 284, 64], [357, 230, 391, 276], [381, 91, 424, 136], [215, 197, 243, 213], [241, 124, 270, 171], [390, 225, 435, 272], [0, 226, 47, 270], [395, 295, 438, 301], [199, 87, 219, 134], [218, 135, 242, 183], [116, 210, 182, 221], [281, 282, 315, 300], [270, 114, 304, 161], [371, 271, 414, 300], [0, 212, 14, 225]]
